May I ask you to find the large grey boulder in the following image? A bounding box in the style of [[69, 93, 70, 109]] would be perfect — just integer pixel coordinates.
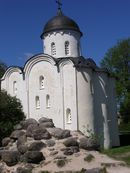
[[79, 137, 99, 150], [16, 165, 33, 173], [2, 137, 11, 147], [39, 121, 54, 128], [0, 150, 4, 160], [33, 126, 51, 140], [26, 124, 39, 137], [26, 124, 51, 139], [24, 151, 45, 164], [21, 118, 38, 130], [38, 117, 53, 123], [2, 151, 20, 166], [14, 124, 23, 130], [28, 141, 46, 151], [63, 137, 79, 147], [10, 130, 25, 140], [46, 139, 55, 147], [18, 145, 28, 154], [16, 163, 34, 173], [63, 146, 79, 155], [17, 135, 27, 146], [17, 135, 28, 154], [63, 147, 74, 155], [48, 128, 70, 139]]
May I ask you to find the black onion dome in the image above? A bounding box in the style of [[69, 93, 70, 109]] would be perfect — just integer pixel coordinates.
[[41, 11, 82, 38]]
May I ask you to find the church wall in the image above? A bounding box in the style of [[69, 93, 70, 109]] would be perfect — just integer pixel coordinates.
[[27, 59, 63, 128], [1, 71, 28, 116], [107, 77, 120, 146], [93, 72, 112, 149], [43, 30, 81, 58], [60, 60, 78, 130], [76, 68, 95, 135], [1, 79, 6, 90]]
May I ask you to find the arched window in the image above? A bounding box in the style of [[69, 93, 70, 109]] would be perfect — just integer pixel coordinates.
[[65, 41, 70, 55], [51, 42, 56, 56], [13, 81, 17, 94], [36, 96, 40, 109], [39, 76, 44, 89], [66, 108, 72, 123], [46, 94, 50, 108]]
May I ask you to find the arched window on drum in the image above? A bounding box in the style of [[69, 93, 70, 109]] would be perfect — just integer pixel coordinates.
[[65, 41, 70, 55], [51, 42, 56, 56]]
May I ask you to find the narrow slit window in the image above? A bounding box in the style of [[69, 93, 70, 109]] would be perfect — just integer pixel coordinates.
[[39, 76, 44, 89], [66, 108, 72, 123], [13, 81, 17, 94], [36, 96, 40, 109], [90, 80, 94, 94], [51, 42, 56, 56], [65, 41, 69, 55], [46, 94, 50, 108]]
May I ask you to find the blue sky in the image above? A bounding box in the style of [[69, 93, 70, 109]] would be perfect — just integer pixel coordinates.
[[0, 0, 130, 67]]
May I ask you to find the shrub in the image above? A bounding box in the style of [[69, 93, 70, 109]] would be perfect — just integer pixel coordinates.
[[84, 154, 94, 162], [100, 167, 108, 173], [0, 90, 25, 144], [56, 159, 66, 167]]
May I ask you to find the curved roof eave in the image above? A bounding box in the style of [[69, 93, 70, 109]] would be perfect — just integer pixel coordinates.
[[1, 66, 23, 81]]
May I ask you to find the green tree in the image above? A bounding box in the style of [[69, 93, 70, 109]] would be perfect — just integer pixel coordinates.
[[0, 60, 7, 78], [100, 38, 130, 122], [0, 90, 25, 144]]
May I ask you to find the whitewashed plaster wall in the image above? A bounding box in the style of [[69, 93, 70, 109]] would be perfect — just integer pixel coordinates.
[[76, 68, 95, 135], [93, 71, 120, 149], [43, 30, 81, 58], [24, 55, 63, 128], [60, 60, 78, 130]]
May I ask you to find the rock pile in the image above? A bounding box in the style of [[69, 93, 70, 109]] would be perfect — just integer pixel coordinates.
[[0, 117, 100, 173]]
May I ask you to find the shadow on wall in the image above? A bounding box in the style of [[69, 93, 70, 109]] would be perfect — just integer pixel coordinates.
[[93, 75, 106, 147]]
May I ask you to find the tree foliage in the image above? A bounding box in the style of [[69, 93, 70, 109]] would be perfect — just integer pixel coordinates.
[[0, 90, 25, 144], [100, 38, 130, 122], [0, 60, 7, 78]]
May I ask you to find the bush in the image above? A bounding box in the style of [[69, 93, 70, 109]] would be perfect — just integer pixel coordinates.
[[0, 90, 25, 144], [56, 159, 66, 167], [84, 154, 94, 162]]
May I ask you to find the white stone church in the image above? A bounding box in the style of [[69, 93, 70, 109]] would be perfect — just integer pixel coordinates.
[[1, 6, 120, 148]]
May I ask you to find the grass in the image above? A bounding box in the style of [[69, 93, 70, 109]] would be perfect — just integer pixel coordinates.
[[119, 122, 130, 132], [56, 159, 66, 167], [102, 145, 130, 165], [84, 154, 95, 162]]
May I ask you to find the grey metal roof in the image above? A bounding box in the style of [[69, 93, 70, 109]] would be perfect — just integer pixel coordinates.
[[41, 11, 82, 38]]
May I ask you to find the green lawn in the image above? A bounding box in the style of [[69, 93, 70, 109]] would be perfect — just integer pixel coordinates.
[[102, 145, 130, 165]]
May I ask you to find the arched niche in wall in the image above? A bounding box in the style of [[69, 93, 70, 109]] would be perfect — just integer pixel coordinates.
[[39, 75, 44, 89], [13, 81, 17, 95], [35, 96, 40, 109], [46, 94, 50, 108], [66, 108, 72, 124]]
